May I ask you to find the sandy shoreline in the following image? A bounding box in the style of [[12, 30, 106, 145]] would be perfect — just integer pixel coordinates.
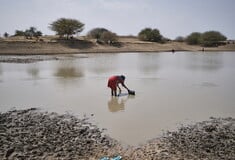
[[0, 37, 235, 55], [0, 108, 234, 159]]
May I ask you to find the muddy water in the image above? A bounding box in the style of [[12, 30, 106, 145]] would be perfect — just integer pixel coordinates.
[[0, 52, 235, 145]]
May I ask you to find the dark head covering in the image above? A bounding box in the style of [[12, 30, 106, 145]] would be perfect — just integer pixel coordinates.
[[120, 75, 125, 81]]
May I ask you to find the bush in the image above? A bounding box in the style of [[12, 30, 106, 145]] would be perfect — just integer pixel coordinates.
[[185, 32, 202, 45], [87, 28, 118, 45], [87, 28, 109, 39], [138, 28, 163, 42], [175, 36, 185, 42], [100, 31, 118, 44], [14, 30, 25, 36], [186, 31, 227, 47], [201, 31, 227, 47], [4, 32, 9, 38], [14, 27, 43, 39]]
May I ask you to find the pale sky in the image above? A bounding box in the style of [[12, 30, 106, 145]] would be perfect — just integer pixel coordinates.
[[0, 0, 234, 39]]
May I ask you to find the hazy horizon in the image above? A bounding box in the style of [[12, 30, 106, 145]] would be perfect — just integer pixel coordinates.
[[0, 0, 235, 39]]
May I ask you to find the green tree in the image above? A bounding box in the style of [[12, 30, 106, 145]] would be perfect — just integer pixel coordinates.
[[35, 31, 42, 38], [186, 32, 202, 45], [14, 30, 25, 36], [23, 27, 42, 39], [25, 27, 36, 39], [201, 31, 227, 47], [49, 18, 84, 39], [138, 28, 162, 42]]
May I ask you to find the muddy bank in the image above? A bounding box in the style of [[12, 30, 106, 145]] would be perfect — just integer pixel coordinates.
[[1, 37, 235, 55], [128, 117, 235, 159], [0, 55, 59, 63], [0, 54, 88, 63], [0, 108, 121, 160], [0, 109, 234, 159]]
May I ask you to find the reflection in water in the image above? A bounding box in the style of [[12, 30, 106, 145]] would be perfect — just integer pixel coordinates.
[[108, 97, 125, 112], [0, 64, 2, 83], [0, 65, 2, 75], [199, 82, 218, 87], [27, 66, 39, 78], [88, 54, 118, 74], [186, 53, 223, 71], [54, 62, 84, 86], [138, 53, 159, 74], [192, 82, 218, 88], [54, 67, 83, 78], [108, 95, 135, 112]]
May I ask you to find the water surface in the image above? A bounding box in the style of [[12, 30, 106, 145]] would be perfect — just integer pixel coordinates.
[[0, 52, 235, 145]]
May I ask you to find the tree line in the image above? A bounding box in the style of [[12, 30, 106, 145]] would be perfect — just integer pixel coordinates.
[[181, 31, 227, 47], [1, 18, 228, 47]]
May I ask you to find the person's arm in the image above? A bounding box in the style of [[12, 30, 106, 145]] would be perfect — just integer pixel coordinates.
[[121, 82, 129, 91]]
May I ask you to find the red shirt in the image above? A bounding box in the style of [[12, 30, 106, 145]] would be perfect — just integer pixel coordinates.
[[107, 76, 124, 90]]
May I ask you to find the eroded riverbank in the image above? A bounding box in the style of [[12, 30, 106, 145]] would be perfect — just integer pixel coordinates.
[[0, 109, 234, 159], [1, 37, 235, 56], [0, 54, 88, 63]]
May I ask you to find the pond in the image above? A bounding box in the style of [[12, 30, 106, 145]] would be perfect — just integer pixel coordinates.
[[0, 52, 235, 145]]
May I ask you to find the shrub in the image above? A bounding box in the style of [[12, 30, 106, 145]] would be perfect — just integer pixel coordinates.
[[87, 28, 118, 45], [4, 32, 9, 38], [201, 31, 227, 47], [185, 32, 202, 45], [175, 36, 185, 42], [14, 27, 43, 39], [14, 30, 25, 36], [138, 28, 163, 42], [100, 31, 118, 44], [87, 28, 109, 39], [186, 31, 227, 47]]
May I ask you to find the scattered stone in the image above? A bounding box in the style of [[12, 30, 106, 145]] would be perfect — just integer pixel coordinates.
[[5, 147, 15, 158]]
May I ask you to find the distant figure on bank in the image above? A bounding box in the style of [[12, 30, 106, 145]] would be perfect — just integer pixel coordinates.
[[107, 75, 130, 96]]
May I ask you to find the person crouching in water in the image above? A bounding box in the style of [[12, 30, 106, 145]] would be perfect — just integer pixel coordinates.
[[107, 75, 130, 96]]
